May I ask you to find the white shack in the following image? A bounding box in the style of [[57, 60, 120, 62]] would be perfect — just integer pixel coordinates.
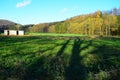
[[4, 30, 24, 36]]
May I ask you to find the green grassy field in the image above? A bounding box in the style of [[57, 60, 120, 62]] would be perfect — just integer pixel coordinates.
[[27, 33, 87, 37], [0, 36, 120, 80]]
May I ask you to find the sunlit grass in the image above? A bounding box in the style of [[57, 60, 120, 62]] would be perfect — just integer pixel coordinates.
[[0, 36, 120, 80], [28, 32, 87, 37]]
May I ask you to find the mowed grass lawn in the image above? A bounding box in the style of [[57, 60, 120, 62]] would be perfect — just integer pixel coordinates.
[[0, 36, 120, 80]]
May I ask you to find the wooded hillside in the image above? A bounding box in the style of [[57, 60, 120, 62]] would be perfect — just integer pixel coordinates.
[[27, 8, 120, 36]]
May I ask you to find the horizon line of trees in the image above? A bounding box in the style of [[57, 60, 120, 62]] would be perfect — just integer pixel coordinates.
[[27, 10, 120, 36]]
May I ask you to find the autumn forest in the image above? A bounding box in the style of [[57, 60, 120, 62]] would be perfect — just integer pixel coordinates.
[[27, 9, 120, 36]]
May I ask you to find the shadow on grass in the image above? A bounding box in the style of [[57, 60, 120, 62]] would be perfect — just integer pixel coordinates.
[[1, 37, 120, 80], [91, 44, 120, 70], [85, 44, 120, 80], [23, 56, 50, 80], [65, 39, 92, 80], [47, 39, 70, 80], [23, 39, 70, 80], [57, 40, 70, 56]]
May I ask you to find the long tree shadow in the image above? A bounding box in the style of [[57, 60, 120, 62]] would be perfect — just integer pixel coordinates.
[[49, 39, 70, 80], [23, 56, 49, 80], [57, 39, 70, 56], [23, 39, 70, 80], [65, 39, 92, 80]]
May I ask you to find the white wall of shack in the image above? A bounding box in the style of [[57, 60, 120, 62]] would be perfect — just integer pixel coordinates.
[[18, 31, 24, 35], [4, 30, 24, 35], [4, 30, 8, 35], [9, 30, 17, 35]]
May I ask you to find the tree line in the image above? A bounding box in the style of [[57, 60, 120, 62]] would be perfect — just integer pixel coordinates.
[[27, 9, 120, 36]]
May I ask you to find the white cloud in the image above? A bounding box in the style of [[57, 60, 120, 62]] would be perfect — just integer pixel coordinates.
[[60, 8, 68, 13], [16, 0, 31, 8]]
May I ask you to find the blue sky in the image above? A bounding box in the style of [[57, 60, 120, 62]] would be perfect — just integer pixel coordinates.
[[0, 0, 120, 25]]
